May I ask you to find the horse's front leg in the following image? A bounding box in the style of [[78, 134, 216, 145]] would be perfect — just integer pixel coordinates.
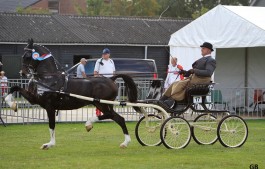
[[40, 109, 56, 150], [41, 128, 56, 150], [5, 86, 38, 111]]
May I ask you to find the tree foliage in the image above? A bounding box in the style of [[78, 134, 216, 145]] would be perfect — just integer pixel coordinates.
[[17, 0, 251, 18], [86, 0, 251, 18]]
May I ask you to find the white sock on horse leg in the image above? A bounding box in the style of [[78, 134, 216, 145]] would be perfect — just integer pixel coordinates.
[[125, 134, 131, 142], [85, 117, 98, 126], [49, 128, 55, 145]]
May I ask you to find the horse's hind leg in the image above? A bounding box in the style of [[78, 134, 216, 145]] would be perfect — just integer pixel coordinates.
[[107, 107, 131, 148], [85, 104, 131, 148]]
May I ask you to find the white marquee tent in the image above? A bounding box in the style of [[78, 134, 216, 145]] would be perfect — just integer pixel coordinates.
[[169, 5, 265, 89]]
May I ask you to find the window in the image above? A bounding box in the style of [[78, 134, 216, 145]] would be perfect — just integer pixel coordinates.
[[48, 0, 59, 13]]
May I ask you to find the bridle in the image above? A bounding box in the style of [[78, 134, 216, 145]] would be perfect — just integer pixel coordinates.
[[22, 48, 38, 78], [23, 46, 66, 78]]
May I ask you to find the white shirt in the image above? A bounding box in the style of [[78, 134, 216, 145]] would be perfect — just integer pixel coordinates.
[[94, 58, 115, 77], [76, 64, 85, 78], [164, 64, 181, 89]]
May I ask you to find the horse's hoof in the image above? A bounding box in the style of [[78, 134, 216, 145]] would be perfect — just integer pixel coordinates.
[[11, 102, 17, 112], [119, 144, 127, 149], [40, 145, 49, 150], [85, 125, 93, 132]]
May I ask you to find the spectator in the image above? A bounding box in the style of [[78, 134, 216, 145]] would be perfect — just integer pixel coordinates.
[[94, 48, 115, 116], [94, 48, 115, 77], [164, 57, 184, 90], [76, 58, 87, 78], [0, 71, 8, 95]]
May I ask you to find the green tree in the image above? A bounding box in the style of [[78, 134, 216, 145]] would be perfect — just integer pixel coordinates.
[[130, 0, 160, 16], [16, 6, 50, 14], [86, 0, 250, 18], [86, 0, 160, 16], [87, 0, 104, 15], [157, 0, 250, 19]]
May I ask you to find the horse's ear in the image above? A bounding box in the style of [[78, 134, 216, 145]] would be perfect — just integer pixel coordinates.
[[26, 38, 34, 49], [30, 38, 34, 45]]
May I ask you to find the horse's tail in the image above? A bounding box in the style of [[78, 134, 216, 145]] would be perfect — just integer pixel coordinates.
[[110, 74, 137, 103]]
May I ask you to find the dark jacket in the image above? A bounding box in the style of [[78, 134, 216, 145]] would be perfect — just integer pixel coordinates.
[[192, 56, 216, 77]]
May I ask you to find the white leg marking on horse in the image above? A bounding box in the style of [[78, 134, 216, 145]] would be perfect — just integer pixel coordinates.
[[120, 134, 131, 148], [85, 117, 98, 132], [40, 128, 56, 150]]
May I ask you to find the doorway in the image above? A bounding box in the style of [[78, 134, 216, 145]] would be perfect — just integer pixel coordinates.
[[73, 55, 91, 65]]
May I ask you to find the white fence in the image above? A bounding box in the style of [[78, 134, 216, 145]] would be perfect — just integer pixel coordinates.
[[0, 79, 265, 125]]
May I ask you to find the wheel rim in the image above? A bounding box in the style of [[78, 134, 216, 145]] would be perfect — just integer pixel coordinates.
[[136, 114, 162, 146], [192, 114, 218, 145], [161, 117, 191, 149], [218, 115, 248, 148]]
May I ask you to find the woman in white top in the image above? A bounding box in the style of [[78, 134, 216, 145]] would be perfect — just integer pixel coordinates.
[[94, 48, 115, 78], [164, 57, 184, 90], [0, 71, 8, 95]]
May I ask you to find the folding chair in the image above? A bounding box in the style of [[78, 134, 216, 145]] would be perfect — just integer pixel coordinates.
[[253, 89, 265, 112], [211, 90, 229, 110]]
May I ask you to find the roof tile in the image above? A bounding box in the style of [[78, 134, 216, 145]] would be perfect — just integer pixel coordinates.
[[0, 13, 192, 45]]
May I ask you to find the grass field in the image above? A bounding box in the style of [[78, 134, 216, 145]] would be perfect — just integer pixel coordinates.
[[0, 119, 264, 169]]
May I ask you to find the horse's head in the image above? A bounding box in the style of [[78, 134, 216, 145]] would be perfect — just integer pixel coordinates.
[[22, 38, 52, 78]]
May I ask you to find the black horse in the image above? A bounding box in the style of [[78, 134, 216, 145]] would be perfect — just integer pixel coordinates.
[[5, 39, 138, 149]]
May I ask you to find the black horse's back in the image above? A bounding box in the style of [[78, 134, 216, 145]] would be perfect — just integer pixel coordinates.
[[65, 77, 118, 101]]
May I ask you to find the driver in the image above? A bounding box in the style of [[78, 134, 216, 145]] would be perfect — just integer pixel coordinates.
[[159, 42, 216, 107]]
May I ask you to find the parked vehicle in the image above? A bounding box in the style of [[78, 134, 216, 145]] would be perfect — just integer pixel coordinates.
[[68, 58, 158, 79]]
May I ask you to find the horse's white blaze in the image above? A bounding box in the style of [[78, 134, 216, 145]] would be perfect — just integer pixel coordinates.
[[120, 134, 131, 148], [41, 128, 56, 149], [4, 94, 17, 111]]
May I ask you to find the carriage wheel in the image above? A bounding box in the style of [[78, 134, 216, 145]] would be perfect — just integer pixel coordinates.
[[191, 113, 218, 145], [160, 116, 191, 149], [135, 114, 162, 146], [217, 115, 248, 148]]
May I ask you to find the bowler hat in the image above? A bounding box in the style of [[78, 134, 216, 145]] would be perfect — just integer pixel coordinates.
[[102, 48, 110, 54], [200, 42, 214, 51]]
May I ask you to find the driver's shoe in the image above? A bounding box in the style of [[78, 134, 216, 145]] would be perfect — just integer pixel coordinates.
[[158, 97, 170, 110], [159, 95, 169, 101]]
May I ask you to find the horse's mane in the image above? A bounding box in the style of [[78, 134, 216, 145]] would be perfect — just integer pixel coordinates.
[[33, 44, 51, 56]]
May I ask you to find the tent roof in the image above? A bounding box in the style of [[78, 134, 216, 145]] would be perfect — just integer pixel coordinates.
[[169, 5, 265, 48]]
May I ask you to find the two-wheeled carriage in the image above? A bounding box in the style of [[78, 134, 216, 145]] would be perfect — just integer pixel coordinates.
[[134, 81, 248, 149]]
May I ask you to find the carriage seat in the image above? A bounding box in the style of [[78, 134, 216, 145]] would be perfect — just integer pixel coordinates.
[[157, 83, 213, 113], [185, 83, 212, 104]]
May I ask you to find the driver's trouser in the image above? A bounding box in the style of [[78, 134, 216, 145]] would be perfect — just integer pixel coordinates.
[[163, 75, 211, 101]]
